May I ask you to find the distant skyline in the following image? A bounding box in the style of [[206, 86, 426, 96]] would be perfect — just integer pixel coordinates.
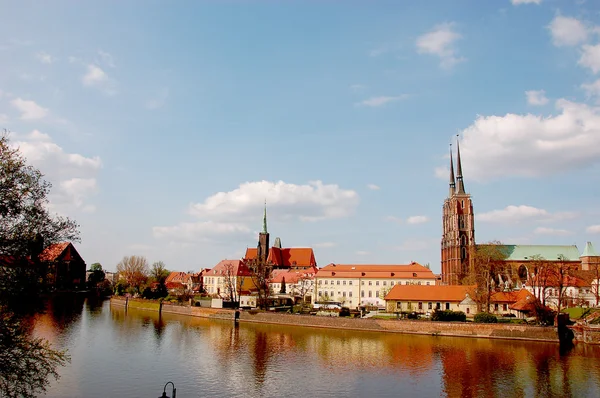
[[1, 1, 599, 273]]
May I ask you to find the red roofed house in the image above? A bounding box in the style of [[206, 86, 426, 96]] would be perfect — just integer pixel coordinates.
[[165, 271, 188, 292], [315, 263, 437, 309], [269, 266, 318, 303], [384, 285, 477, 316], [203, 260, 254, 301], [39, 242, 86, 290]]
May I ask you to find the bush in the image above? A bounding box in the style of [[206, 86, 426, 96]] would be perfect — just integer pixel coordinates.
[[431, 310, 466, 322], [407, 312, 419, 320], [474, 312, 498, 323]]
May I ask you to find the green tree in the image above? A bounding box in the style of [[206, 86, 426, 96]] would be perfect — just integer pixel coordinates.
[[150, 261, 169, 284], [87, 263, 105, 288], [0, 133, 75, 397], [280, 277, 287, 294]]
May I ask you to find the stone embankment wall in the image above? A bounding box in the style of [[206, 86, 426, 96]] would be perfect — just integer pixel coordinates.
[[110, 297, 559, 342], [569, 324, 600, 344]]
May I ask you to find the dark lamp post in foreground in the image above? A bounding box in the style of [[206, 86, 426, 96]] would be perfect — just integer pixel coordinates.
[[158, 381, 176, 398]]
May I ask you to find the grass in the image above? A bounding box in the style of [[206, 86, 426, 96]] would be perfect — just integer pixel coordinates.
[[561, 307, 592, 320]]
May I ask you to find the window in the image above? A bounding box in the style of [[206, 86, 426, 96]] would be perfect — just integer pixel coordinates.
[[349, 291, 352, 297], [318, 291, 322, 297], [361, 291, 365, 297], [391, 281, 395, 286], [436, 303, 441, 310], [337, 280, 340, 285], [369, 291, 372, 297], [418, 302, 423, 310], [325, 280, 328, 285], [428, 302, 432, 310], [361, 281, 365, 285], [376, 291, 380, 298], [369, 281, 372, 286], [503, 304, 508, 311], [318, 280, 322, 285], [494, 303, 499, 311], [396, 302, 402, 309], [343, 292, 346, 297], [466, 308, 470, 314], [349, 281, 353, 285], [343, 281, 347, 285], [445, 303, 450, 310], [330, 291, 334, 297], [426, 282, 430, 286], [418, 281, 422, 285], [376, 281, 380, 286], [383, 281, 387, 286]]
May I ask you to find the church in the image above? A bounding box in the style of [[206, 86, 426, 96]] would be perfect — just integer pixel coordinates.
[[440, 139, 600, 290]]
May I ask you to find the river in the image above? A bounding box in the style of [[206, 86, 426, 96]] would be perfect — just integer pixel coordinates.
[[30, 296, 600, 397]]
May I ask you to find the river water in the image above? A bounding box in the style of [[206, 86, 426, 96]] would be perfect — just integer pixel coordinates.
[[30, 296, 600, 397]]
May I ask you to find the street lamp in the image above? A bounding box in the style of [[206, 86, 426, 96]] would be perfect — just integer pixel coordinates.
[[158, 381, 176, 398]]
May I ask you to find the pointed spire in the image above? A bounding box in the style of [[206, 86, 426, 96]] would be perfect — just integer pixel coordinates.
[[262, 200, 268, 234], [455, 135, 466, 194], [449, 143, 455, 197]]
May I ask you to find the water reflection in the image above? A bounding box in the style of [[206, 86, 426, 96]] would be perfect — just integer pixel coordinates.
[[33, 299, 600, 397]]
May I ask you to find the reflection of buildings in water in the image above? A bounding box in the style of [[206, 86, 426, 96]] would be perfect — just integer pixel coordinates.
[[31, 295, 86, 344]]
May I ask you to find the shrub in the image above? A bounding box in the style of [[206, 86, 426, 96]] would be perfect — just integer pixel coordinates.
[[431, 310, 466, 322], [407, 312, 419, 320], [474, 312, 498, 323]]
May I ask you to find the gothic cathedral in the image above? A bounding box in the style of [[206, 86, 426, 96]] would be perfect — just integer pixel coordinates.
[[441, 139, 476, 285]]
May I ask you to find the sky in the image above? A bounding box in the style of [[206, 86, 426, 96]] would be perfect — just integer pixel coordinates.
[[1, 0, 600, 274]]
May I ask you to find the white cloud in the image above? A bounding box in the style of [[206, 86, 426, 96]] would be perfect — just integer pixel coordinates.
[[82, 64, 117, 95], [97, 50, 116, 68], [586, 225, 600, 234], [356, 95, 407, 107], [477, 205, 576, 223], [579, 44, 600, 74], [367, 183, 380, 190], [407, 216, 429, 224], [10, 130, 102, 212], [190, 180, 359, 222], [385, 216, 402, 223], [534, 227, 573, 236], [314, 242, 336, 248], [10, 98, 49, 120], [448, 99, 600, 180], [356, 250, 370, 256], [416, 22, 465, 68], [581, 79, 600, 100], [35, 51, 55, 64], [525, 90, 548, 106], [511, 0, 541, 4], [153, 221, 251, 243], [548, 16, 587, 47]]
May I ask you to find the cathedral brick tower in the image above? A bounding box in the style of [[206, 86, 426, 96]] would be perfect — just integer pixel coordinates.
[[257, 202, 270, 262], [441, 139, 476, 285]]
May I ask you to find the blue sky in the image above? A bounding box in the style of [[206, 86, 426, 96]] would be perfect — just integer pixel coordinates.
[[1, 0, 600, 273]]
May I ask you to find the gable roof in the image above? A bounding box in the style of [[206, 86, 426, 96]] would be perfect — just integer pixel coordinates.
[[385, 285, 475, 302], [209, 260, 253, 277], [499, 245, 581, 261], [39, 242, 83, 263], [244, 247, 316, 267], [317, 263, 436, 280], [270, 267, 317, 284], [165, 271, 188, 284]]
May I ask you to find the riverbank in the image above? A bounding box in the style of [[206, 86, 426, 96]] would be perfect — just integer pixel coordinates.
[[110, 296, 570, 343]]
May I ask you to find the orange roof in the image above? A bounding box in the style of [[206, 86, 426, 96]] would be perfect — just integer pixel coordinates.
[[270, 267, 317, 283], [490, 289, 532, 303], [385, 285, 476, 302], [165, 271, 188, 284], [39, 242, 71, 262], [244, 247, 316, 267], [509, 291, 538, 312], [209, 260, 253, 277], [316, 263, 436, 279]]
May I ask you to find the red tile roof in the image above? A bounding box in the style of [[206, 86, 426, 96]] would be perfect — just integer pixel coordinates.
[[165, 271, 188, 284], [244, 247, 317, 267], [491, 289, 533, 304], [509, 290, 538, 312], [270, 267, 317, 284], [385, 285, 476, 302], [39, 242, 71, 262], [209, 260, 253, 277], [317, 263, 436, 280]]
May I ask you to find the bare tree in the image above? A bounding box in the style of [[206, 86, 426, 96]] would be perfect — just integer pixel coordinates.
[[221, 262, 245, 304], [246, 257, 273, 310], [116, 255, 149, 293], [150, 261, 169, 284], [295, 274, 314, 304], [467, 241, 509, 312], [552, 255, 572, 315], [528, 255, 552, 307]]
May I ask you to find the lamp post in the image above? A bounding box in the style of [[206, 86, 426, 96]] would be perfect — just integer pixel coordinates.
[[158, 381, 176, 398]]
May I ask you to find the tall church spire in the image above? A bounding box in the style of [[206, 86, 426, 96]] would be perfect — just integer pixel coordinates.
[[455, 136, 466, 195], [262, 200, 268, 234], [449, 143, 456, 197]]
